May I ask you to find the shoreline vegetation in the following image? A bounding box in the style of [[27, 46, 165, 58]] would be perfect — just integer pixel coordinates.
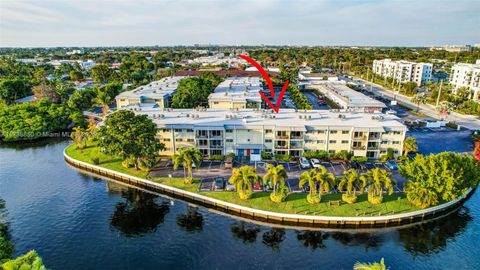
[[65, 143, 421, 217]]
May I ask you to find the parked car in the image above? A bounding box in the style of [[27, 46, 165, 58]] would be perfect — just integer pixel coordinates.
[[310, 158, 321, 168], [386, 160, 398, 170], [299, 157, 311, 169], [386, 109, 397, 115], [214, 177, 225, 190], [225, 181, 235, 191]]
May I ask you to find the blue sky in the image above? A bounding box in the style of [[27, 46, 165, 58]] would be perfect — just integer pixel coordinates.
[[0, 0, 479, 47]]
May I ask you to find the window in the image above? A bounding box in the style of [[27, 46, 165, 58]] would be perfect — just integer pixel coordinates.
[[163, 138, 171, 142], [318, 140, 325, 144], [162, 129, 170, 133], [265, 139, 272, 143], [317, 130, 325, 134], [342, 131, 349, 134], [213, 102, 219, 104], [393, 141, 401, 145], [174, 129, 182, 132], [341, 140, 349, 144], [226, 129, 233, 133], [186, 129, 193, 133], [211, 130, 222, 137], [330, 130, 337, 134], [329, 140, 336, 144], [329, 150, 336, 155], [393, 131, 402, 135], [175, 138, 183, 142], [381, 141, 389, 145], [226, 139, 234, 142], [265, 129, 272, 133], [187, 139, 194, 142]]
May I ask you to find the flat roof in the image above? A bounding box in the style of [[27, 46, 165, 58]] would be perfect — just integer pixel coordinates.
[[208, 77, 263, 103], [116, 76, 187, 100], [313, 82, 387, 108], [124, 107, 405, 131]]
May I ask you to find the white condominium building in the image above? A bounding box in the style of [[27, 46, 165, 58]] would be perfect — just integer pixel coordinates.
[[450, 60, 480, 101], [208, 77, 263, 109], [116, 76, 186, 109], [309, 82, 386, 113], [125, 107, 406, 160], [372, 59, 433, 86]]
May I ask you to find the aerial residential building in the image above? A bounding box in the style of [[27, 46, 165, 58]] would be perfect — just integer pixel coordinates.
[[298, 73, 339, 82], [449, 60, 480, 101], [372, 59, 433, 86], [308, 82, 386, 113], [124, 107, 406, 159], [208, 77, 263, 109], [115, 76, 186, 109]]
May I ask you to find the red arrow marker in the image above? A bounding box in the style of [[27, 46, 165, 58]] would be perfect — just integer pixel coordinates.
[[239, 55, 289, 113]]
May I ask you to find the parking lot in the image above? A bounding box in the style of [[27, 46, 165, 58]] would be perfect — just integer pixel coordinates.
[[408, 128, 472, 154], [151, 157, 407, 194]]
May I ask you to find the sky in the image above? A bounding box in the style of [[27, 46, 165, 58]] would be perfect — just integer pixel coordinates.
[[0, 0, 479, 47]]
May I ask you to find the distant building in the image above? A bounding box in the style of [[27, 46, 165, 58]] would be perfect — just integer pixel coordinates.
[[208, 77, 263, 109], [430, 44, 472, 52], [309, 82, 386, 113], [449, 60, 480, 101], [372, 59, 433, 86], [115, 76, 186, 109], [298, 73, 339, 82]]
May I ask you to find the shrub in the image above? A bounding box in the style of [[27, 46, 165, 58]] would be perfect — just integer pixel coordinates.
[[386, 148, 395, 160], [226, 152, 236, 159], [446, 121, 458, 129], [306, 194, 321, 204], [350, 156, 368, 163], [303, 150, 329, 160], [368, 194, 383, 204], [342, 193, 357, 204], [274, 154, 293, 162], [209, 154, 224, 161], [91, 157, 100, 165], [121, 157, 134, 168], [261, 151, 273, 160], [380, 154, 389, 162], [334, 150, 352, 161]]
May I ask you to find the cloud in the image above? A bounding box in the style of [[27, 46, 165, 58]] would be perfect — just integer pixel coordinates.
[[0, 0, 478, 47]]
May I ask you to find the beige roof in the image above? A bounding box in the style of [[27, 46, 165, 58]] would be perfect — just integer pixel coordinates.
[[208, 77, 263, 103]]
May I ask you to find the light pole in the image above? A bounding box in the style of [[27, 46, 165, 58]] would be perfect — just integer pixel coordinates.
[[435, 81, 443, 107]]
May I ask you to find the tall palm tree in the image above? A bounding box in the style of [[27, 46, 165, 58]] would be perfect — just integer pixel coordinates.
[[173, 148, 202, 184], [411, 93, 427, 112], [403, 136, 418, 156], [263, 164, 288, 193], [316, 165, 335, 195], [263, 164, 289, 203], [299, 169, 320, 201], [229, 165, 261, 200], [354, 258, 388, 270], [338, 168, 358, 204], [360, 168, 395, 204]]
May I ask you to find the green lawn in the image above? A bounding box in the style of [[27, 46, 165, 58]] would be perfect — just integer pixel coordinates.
[[66, 143, 419, 217]]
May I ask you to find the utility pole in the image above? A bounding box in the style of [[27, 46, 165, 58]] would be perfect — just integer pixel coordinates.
[[436, 80, 443, 107]]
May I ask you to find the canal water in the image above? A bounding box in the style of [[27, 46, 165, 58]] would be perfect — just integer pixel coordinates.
[[0, 139, 479, 270]]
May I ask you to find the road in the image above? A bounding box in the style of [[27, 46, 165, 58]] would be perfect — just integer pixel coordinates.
[[345, 77, 480, 130]]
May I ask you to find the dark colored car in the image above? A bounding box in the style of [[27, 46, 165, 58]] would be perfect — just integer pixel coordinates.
[[214, 178, 225, 191]]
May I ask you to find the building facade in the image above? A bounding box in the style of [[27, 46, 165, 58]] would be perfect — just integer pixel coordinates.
[[208, 77, 263, 109], [116, 76, 186, 109], [372, 59, 433, 86], [125, 107, 406, 160], [450, 61, 480, 101]]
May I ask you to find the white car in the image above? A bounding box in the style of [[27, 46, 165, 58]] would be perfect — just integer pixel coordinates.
[[386, 109, 397, 115], [299, 157, 311, 169], [310, 158, 321, 168]]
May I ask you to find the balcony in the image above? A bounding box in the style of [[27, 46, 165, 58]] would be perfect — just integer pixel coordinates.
[[290, 144, 303, 149], [368, 135, 381, 140], [352, 145, 366, 150], [353, 135, 367, 140], [210, 144, 223, 149], [275, 145, 289, 149], [275, 135, 289, 140], [290, 135, 303, 140], [196, 144, 209, 148]]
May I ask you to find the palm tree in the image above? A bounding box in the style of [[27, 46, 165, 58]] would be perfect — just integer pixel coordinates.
[[97, 89, 114, 116], [338, 168, 358, 204], [316, 165, 335, 196], [360, 168, 395, 204], [411, 93, 427, 112], [403, 136, 418, 156], [229, 165, 261, 200], [353, 258, 388, 270], [299, 169, 321, 204], [263, 164, 288, 202], [173, 148, 202, 184], [404, 181, 439, 209]]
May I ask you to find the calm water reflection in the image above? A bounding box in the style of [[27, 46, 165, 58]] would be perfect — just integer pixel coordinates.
[[0, 139, 479, 269]]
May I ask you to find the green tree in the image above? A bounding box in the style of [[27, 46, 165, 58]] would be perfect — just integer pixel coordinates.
[[69, 70, 84, 81], [263, 164, 289, 203], [172, 148, 202, 184], [96, 82, 122, 115], [299, 169, 321, 204], [70, 126, 89, 149], [338, 168, 358, 204], [97, 110, 164, 170], [91, 64, 114, 83], [411, 93, 427, 112], [0, 250, 47, 270], [316, 165, 335, 196], [0, 78, 31, 104], [360, 168, 395, 204], [199, 71, 222, 87], [32, 81, 58, 101], [404, 181, 438, 209], [403, 136, 418, 156], [54, 81, 74, 103], [171, 77, 213, 108], [229, 165, 261, 200], [353, 258, 388, 270], [67, 88, 97, 110]]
